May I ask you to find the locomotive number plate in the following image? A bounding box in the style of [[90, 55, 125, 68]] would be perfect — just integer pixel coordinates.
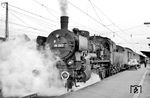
[[54, 44, 65, 47]]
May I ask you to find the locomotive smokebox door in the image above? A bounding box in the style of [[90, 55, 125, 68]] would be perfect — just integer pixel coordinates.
[[47, 16, 76, 60], [47, 29, 76, 59]]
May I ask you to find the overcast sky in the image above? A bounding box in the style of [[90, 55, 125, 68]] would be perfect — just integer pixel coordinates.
[[0, 0, 150, 54]]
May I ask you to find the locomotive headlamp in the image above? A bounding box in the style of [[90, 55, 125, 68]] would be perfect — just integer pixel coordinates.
[[68, 60, 74, 65], [56, 34, 60, 38], [61, 71, 70, 80]]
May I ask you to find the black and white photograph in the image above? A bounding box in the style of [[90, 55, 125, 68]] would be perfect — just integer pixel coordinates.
[[0, 0, 150, 98]]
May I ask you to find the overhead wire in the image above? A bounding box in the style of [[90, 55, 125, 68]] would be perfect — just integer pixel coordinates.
[[32, 0, 58, 19], [32, 0, 105, 34], [9, 8, 57, 28], [9, 9, 56, 36], [8, 8, 58, 31], [0, 19, 51, 33], [69, 0, 129, 43], [88, 0, 103, 24], [114, 24, 143, 32], [9, 11, 29, 26], [9, 11, 32, 34], [88, 0, 131, 43], [1, 1, 143, 43], [0, 19, 50, 37], [9, 11, 45, 34], [90, 0, 135, 37], [89, 0, 125, 32], [68, 1, 115, 33], [2, 1, 104, 37], [8, 4, 58, 24], [9, 0, 107, 36]]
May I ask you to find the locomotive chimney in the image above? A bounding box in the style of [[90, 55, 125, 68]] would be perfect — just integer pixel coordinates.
[[60, 16, 68, 29]]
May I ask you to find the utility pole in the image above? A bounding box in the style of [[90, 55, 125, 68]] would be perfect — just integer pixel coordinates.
[[2, 2, 9, 39], [5, 2, 9, 39]]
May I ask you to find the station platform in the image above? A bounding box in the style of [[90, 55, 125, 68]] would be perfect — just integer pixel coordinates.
[[138, 65, 150, 98], [58, 64, 149, 98]]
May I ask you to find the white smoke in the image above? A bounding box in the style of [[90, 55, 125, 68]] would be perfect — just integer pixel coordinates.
[[0, 34, 67, 97], [58, 0, 68, 16]]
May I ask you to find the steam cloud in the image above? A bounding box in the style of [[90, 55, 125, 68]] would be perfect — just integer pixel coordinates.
[[58, 0, 68, 16], [0, 34, 66, 97], [0, 34, 100, 97]]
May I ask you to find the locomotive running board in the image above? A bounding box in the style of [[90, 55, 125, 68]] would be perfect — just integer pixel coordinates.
[[90, 60, 110, 64]]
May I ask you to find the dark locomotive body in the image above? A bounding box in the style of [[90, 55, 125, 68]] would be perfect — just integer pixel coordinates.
[[36, 16, 144, 90]]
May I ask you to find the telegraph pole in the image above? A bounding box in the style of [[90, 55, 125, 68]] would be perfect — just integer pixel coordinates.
[[5, 2, 9, 39], [2, 2, 9, 39]]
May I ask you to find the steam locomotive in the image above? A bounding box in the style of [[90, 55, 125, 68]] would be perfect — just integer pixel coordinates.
[[36, 16, 144, 90]]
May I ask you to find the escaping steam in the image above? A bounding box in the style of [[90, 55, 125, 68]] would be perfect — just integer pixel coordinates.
[[0, 34, 66, 97], [58, 0, 68, 16], [0, 34, 101, 97]]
